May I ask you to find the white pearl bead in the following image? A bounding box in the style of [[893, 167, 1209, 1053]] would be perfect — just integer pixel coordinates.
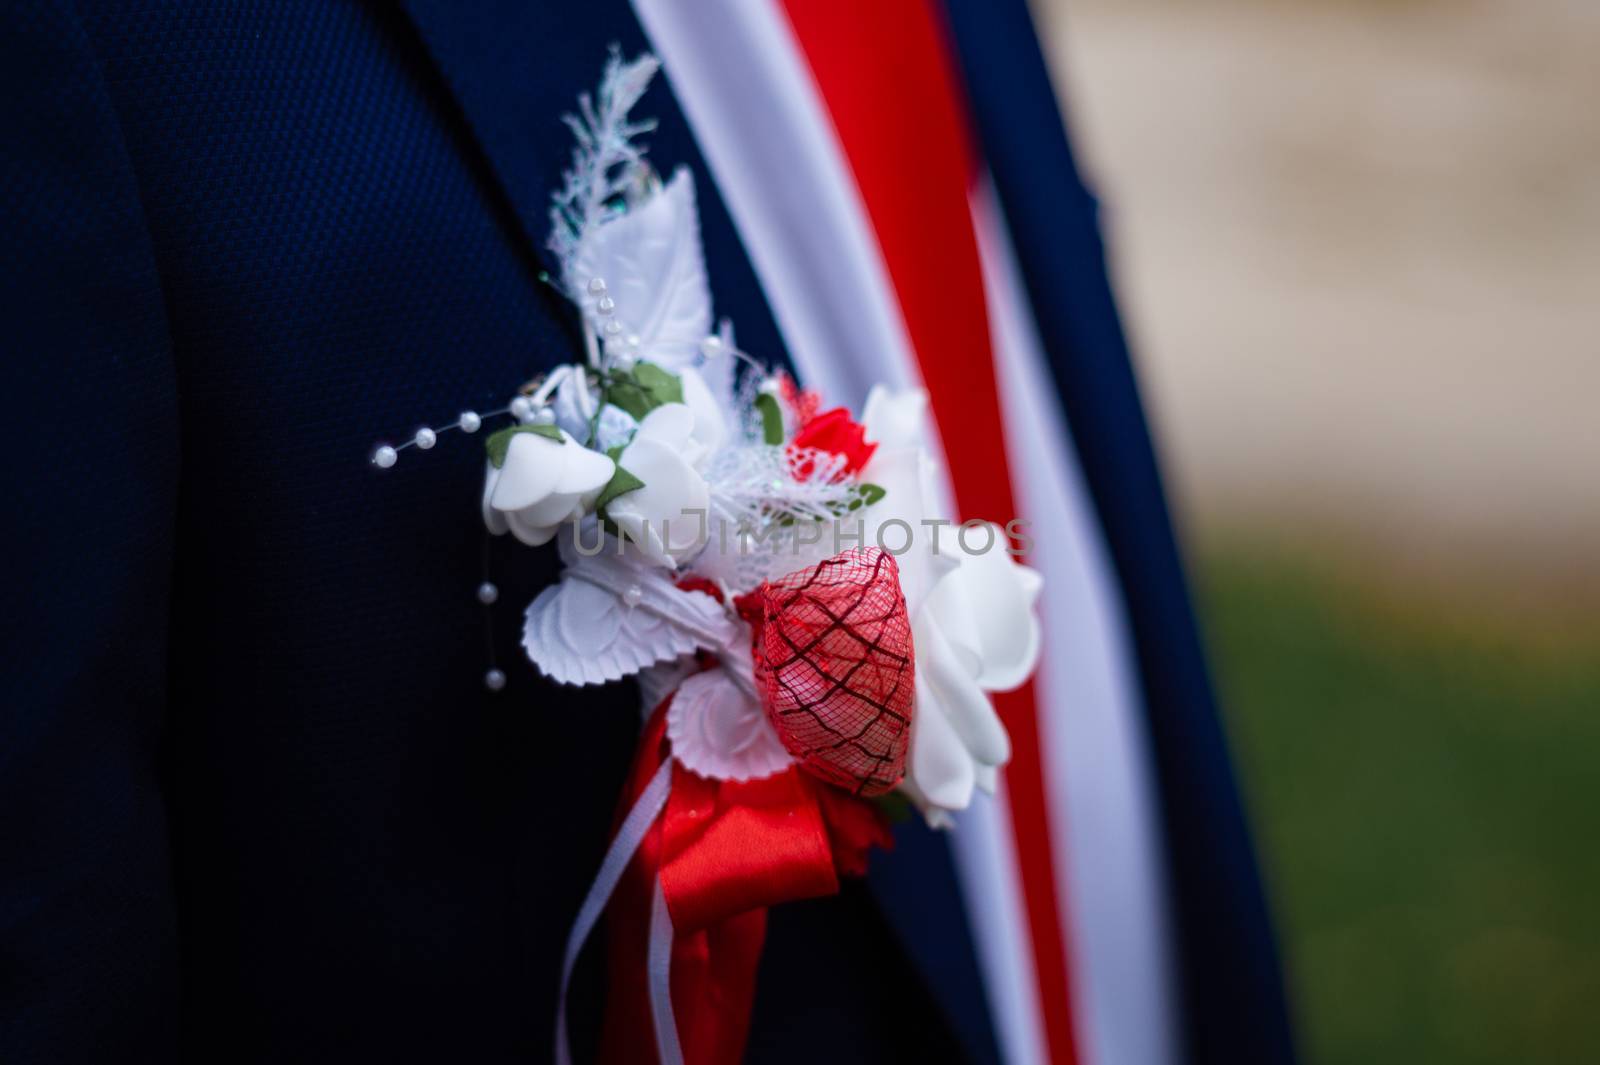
[[587, 277, 607, 294], [484, 668, 507, 692], [414, 427, 437, 450], [372, 445, 398, 469], [458, 410, 481, 433], [532, 408, 556, 425], [596, 295, 616, 315], [611, 352, 636, 371], [509, 396, 532, 420], [700, 335, 724, 358], [603, 319, 623, 336], [626, 333, 641, 350], [476, 581, 499, 605], [622, 583, 644, 607]]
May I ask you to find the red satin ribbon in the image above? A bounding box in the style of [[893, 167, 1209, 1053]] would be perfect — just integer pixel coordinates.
[[599, 701, 891, 1065]]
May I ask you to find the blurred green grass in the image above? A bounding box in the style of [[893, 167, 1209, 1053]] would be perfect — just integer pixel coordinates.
[[1196, 543, 1600, 1065]]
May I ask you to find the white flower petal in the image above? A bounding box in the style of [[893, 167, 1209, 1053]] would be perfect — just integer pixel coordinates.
[[678, 366, 727, 461], [516, 489, 582, 529], [554, 443, 616, 495], [941, 527, 1043, 693], [667, 667, 793, 781], [973, 762, 999, 795], [613, 514, 674, 567], [855, 447, 939, 611], [898, 774, 958, 830], [861, 386, 929, 450], [636, 401, 696, 449], [482, 464, 509, 534], [921, 555, 981, 665], [504, 508, 561, 547], [908, 672, 978, 813], [609, 435, 711, 567], [915, 612, 1011, 770], [490, 432, 564, 511]]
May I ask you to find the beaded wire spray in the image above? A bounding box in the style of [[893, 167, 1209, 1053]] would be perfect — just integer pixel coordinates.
[[365, 277, 618, 696], [365, 269, 768, 697]]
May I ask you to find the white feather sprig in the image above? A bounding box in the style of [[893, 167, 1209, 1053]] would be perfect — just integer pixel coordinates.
[[547, 49, 661, 288]]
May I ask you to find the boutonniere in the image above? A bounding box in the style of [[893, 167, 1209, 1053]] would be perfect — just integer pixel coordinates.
[[371, 50, 1043, 1065]]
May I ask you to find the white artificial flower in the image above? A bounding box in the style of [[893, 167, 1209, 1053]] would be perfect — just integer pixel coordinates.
[[676, 365, 728, 462], [855, 387, 1044, 822], [592, 366, 718, 459], [606, 403, 712, 568], [482, 428, 616, 546], [861, 384, 930, 451], [905, 524, 1042, 817]]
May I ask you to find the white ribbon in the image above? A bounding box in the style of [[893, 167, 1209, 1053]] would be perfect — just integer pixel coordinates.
[[554, 758, 680, 1065], [648, 878, 684, 1065]]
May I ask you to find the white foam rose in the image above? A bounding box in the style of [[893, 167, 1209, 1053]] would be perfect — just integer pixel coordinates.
[[605, 403, 712, 568], [905, 523, 1042, 821], [855, 386, 1044, 823], [482, 427, 616, 547]]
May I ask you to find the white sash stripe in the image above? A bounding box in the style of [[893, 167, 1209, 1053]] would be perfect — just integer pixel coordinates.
[[973, 182, 1181, 1065], [631, 0, 918, 411]]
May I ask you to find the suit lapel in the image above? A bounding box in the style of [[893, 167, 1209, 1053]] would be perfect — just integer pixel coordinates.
[[397, 0, 611, 272], [394, 0, 791, 367]]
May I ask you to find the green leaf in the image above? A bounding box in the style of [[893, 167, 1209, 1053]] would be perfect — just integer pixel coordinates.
[[632, 361, 683, 406], [754, 392, 785, 446], [605, 380, 654, 421], [485, 422, 564, 468], [604, 361, 684, 421], [824, 482, 886, 516], [851, 482, 886, 510], [594, 462, 646, 516]]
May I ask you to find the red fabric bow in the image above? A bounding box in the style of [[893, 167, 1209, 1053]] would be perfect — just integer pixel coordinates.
[[596, 551, 910, 1064], [599, 705, 891, 1065]]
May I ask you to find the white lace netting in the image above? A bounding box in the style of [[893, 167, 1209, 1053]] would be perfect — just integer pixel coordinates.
[[695, 444, 860, 592]]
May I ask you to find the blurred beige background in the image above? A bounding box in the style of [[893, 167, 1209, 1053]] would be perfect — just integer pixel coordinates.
[[1030, 4, 1600, 1063], [1033, 0, 1600, 598]]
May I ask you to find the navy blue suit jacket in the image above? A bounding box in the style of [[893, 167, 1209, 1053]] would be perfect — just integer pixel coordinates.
[[2, 2, 1293, 1063], [1, 1, 993, 1061]]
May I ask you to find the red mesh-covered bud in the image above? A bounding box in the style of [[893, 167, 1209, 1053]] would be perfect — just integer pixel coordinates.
[[738, 548, 915, 796]]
